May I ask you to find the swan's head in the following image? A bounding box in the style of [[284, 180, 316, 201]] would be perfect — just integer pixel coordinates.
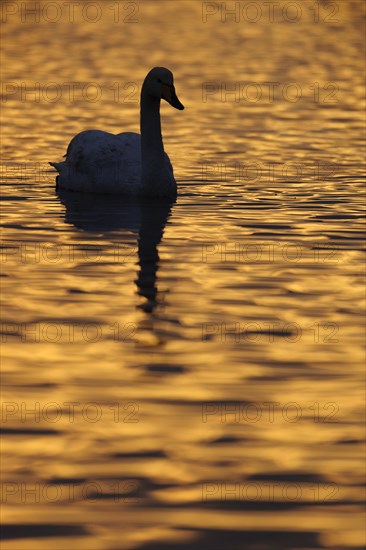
[[144, 67, 184, 110]]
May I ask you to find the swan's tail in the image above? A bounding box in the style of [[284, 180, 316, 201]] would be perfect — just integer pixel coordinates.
[[49, 161, 63, 173]]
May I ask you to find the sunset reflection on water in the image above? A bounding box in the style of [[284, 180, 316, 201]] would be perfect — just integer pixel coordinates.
[[1, 1, 365, 548]]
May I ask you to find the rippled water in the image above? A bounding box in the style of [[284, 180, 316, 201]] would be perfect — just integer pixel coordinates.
[[1, 1, 365, 549]]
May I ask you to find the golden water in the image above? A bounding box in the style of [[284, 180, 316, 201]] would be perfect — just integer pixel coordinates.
[[1, 1, 365, 548]]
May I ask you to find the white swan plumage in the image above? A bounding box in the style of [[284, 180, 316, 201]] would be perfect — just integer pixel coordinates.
[[50, 67, 184, 197]]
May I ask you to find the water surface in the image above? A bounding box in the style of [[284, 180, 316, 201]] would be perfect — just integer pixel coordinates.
[[1, 1, 365, 549]]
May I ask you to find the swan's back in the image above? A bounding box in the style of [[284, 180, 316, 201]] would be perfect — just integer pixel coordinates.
[[53, 130, 143, 194], [51, 129, 174, 195]]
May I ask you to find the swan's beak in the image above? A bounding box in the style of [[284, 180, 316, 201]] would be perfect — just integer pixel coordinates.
[[162, 84, 184, 110]]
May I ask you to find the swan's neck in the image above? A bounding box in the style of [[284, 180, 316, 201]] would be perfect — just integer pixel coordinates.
[[140, 91, 164, 156], [140, 87, 172, 193]]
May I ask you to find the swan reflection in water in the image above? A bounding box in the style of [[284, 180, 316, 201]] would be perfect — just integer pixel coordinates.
[[57, 189, 174, 315]]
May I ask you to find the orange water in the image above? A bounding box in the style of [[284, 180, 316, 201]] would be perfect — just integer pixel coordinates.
[[1, 1, 365, 548]]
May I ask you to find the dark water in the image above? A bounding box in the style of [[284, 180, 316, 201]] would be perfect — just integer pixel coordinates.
[[1, 1, 365, 548]]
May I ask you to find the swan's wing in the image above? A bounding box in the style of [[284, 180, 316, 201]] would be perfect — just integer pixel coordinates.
[[65, 130, 138, 169], [50, 130, 142, 193]]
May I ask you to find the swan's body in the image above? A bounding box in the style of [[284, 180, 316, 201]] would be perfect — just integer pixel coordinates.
[[50, 68, 184, 197], [51, 130, 172, 195]]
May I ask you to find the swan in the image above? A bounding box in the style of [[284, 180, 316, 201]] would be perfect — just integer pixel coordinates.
[[50, 67, 184, 197]]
